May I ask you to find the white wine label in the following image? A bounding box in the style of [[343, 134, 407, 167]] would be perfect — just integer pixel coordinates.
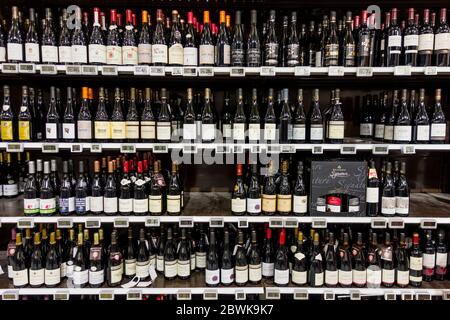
[[77, 120, 92, 139], [103, 197, 118, 213], [277, 194, 292, 212], [73, 269, 89, 285], [29, 268, 45, 286], [394, 125, 412, 142], [436, 253, 448, 267], [249, 264, 262, 282], [328, 121, 345, 139], [46, 123, 58, 139], [94, 121, 111, 139], [25, 43, 40, 62], [293, 124, 306, 140], [164, 260, 178, 278], [201, 123, 215, 140], [149, 195, 162, 213], [410, 275, 422, 283], [89, 44, 106, 64], [247, 198, 261, 214], [133, 198, 148, 213], [126, 122, 139, 139], [352, 269, 367, 285], [183, 47, 198, 66], [366, 187, 379, 203], [374, 124, 385, 139], [262, 262, 274, 277], [274, 268, 289, 285], [434, 33, 450, 51], [381, 197, 396, 215], [167, 195, 181, 213], [199, 45, 214, 65], [222, 124, 232, 138], [156, 123, 171, 140], [248, 123, 261, 141], [395, 196, 409, 215], [40, 198, 56, 214], [235, 265, 249, 284], [205, 268, 220, 285], [404, 35, 419, 47], [388, 35, 402, 47], [292, 270, 307, 285], [111, 121, 126, 139], [125, 259, 137, 276], [360, 123, 374, 136], [220, 268, 234, 284], [233, 123, 246, 140], [0, 47, 6, 62], [140, 121, 156, 140], [430, 123, 446, 140], [122, 46, 138, 65], [338, 269, 352, 286], [314, 272, 324, 286], [7, 43, 23, 61], [106, 45, 122, 64], [110, 265, 122, 284], [384, 125, 394, 140], [24, 198, 40, 215], [62, 123, 76, 139], [59, 46, 72, 63], [382, 269, 395, 284], [138, 43, 152, 64], [419, 34, 434, 51], [169, 44, 183, 65], [325, 270, 338, 285], [416, 125, 430, 141], [196, 252, 206, 269], [262, 194, 276, 213], [119, 198, 133, 213], [136, 260, 150, 278], [264, 123, 277, 141], [61, 262, 67, 278], [89, 269, 104, 285], [397, 270, 409, 286], [45, 268, 61, 286], [293, 195, 307, 214], [366, 268, 381, 286], [183, 123, 196, 140], [232, 198, 246, 213], [310, 125, 324, 140], [423, 253, 436, 268], [4, 184, 18, 197], [177, 260, 190, 278], [152, 44, 168, 64], [13, 269, 28, 286], [71, 45, 88, 63], [90, 196, 103, 213]]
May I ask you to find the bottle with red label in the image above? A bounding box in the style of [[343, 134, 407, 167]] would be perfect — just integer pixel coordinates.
[[326, 194, 342, 213]]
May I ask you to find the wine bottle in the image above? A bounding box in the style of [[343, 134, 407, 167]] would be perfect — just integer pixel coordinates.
[[72, 232, 88, 288], [168, 10, 183, 66], [199, 11, 214, 66], [11, 232, 27, 288], [233, 88, 246, 142], [430, 89, 447, 143], [194, 225, 207, 272], [124, 228, 136, 278], [279, 16, 289, 67], [34, 89, 45, 141], [88, 232, 104, 287], [396, 232, 409, 287], [1, 85, 14, 142], [56, 229, 66, 279], [324, 232, 338, 287], [24, 161, 39, 216], [102, 161, 117, 215], [414, 88, 430, 143], [395, 161, 409, 216], [110, 87, 126, 141], [248, 89, 261, 142], [290, 231, 307, 285], [384, 90, 398, 142], [136, 228, 150, 280], [343, 12, 355, 67], [122, 9, 137, 65], [65, 229, 76, 279], [88, 7, 106, 64], [423, 230, 436, 282], [264, 10, 278, 66], [77, 87, 93, 141], [374, 93, 387, 141], [409, 232, 423, 286], [247, 10, 261, 67], [366, 232, 381, 288], [184, 12, 198, 66], [309, 233, 324, 287], [435, 8, 450, 66], [435, 230, 448, 280], [404, 8, 419, 66], [106, 231, 123, 286], [167, 162, 182, 215], [140, 88, 156, 142], [387, 8, 401, 67], [25, 8, 40, 63], [394, 89, 412, 143], [216, 11, 230, 67], [292, 89, 306, 143], [360, 95, 374, 139], [381, 232, 395, 287], [337, 233, 353, 287], [7, 6, 23, 63], [183, 88, 196, 141], [351, 232, 367, 287], [106, 9, 121, 65], [71, 7, 87, 64], [231, 164, 246, 215], [324, 11, 339, 66], [276, 160, 292, 215], [151, 9, 168, 66], [17, 86, 32, 142], [264, 89, 277, 142], [93, 87, 110, 142], [246, 230, 262, 284], [309, 89, 324, 143], [44, 232, 61, 287], [327, 88, 345, 143], [29, 232, 44, 288], [381, 162, 396, 216], [132, 161, 147, 215], [201, 88, 215, 142], [205, 228, 220, 286], [366, 160, 380, 216], [149, 160, 165, 215], [39, 161, 55, 215], [279, 88, 293, 143], [90, 160, 103, 215], [235, 230, 248, 286], [178, 228, 191, 280], [418, 9, 434, 66], [220, 229, 234, 285], [231, 11, 245, 66], [156, 88, 172, 142], [162, 227, 176, 280]]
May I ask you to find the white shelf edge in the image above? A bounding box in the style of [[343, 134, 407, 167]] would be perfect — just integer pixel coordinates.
[[269, 287, 448, 297]]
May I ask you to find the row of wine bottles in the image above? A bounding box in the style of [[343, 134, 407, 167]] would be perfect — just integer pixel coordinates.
[[2, 6, 450, 67], [1, 85, 447, 143], [6, 224, 449, 288]]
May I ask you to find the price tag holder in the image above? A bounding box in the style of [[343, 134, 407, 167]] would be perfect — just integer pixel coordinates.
[[384, 292, 396, 301], [2, 291, 19, 300], [183, 145, 197, 154], [267, 145, 280, 154], [209, 218, 224, 228], [371, 218, 387, 229], [203, 290, 218, 300], [233, 145, 243, 154], [401, 293, 414, 300], [324, 292, 335, 300], [153, 145, 168, 153], [215, 145, 230, 154], [265, 289, 280, 300], [183, 67, 197, 76], [145, 217, 160, 227], [251, 145, 262, 154], [340, 145, 357, 154], [443, 291, 450, 300], [134, 65, 149, 75], [177, 290, 192, 300], [198, 67, 214, 77], [388, 219, 405, 229], [269, 218, 284, 228], [237, 218, 248, 228], [420, 219, 437, 229], [17, 218, 34, 229], [99, 290, 115, 300], [57, 218, 73, 229], [85, 219, 101, 229], [328, 66, 345, 76], [120, 144, 136, 154], [54, 291, 70, 301], [260, 66, 275, 76], [2, 63, 18, 73], [280, 145, 295, 153], [101, 66, 118, 76], [394, 65, 411, 76], [171, 67, 183, 76], [82, 65, 98, 75], [401, 145, 415, 154], [284, 218, 298, 228], [19, 63, 36, 73], [179, 217, 194, 228], [293, 289, 309, 300], [42, 143, 59, 153], [127, 290, 142, 300], [40, 64, 57, 74], [71, 143, 83, 153], [66, 65, 82, 75], [114, 218, 129, 228], [6, 143, 24, 153], [235, 290, 246, 300], [424, 66, 438, 75], [294, 66, 311, 76], [230, 67, 245, 77], [350, 290, 361, 300], [312, 145, 323, 154], [312, 218, 327, 229], [150, 66, 165, 76], [90, 144, 102, 153], [372, 145, 389, 155], [415, 292, 431, 301], [356, 67, 373, 77]]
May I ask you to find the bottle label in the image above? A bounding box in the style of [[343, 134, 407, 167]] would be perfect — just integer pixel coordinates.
[[264, 43, 279, 66], [382, 268, 395, 284], [45, 122, 58, 139], [94, 121, 110, 139], [183, 123, 196, 140], [381, 197, 396, 215], [75, 197, 86, 213], [7, 43, 23, 61], [423, 253, 436, 268], [156, 256, 164, 272], [366, 187, 379, 203], [360, 123, 373, 137], [136, 260, 150, 278], [88, 269, 104, 285], [287, 44, 300, 66], [416, 125, 430, 141], [59, 197, 75, 214], [25, 43, 40, 62], [149, 195, 162, 213], [45, 268, 61, 286], [430, 123, 446, 140], [274, 268, 289, 285], [24, 198, 40, 215], [177, 259, 190, 277], [247, 197, 261, 214], [110, 264, 122, 284], [325, 269, 338, 285], [12, 268, 28, 286], [290, 270, 306, 284], [221, 268, 234, 284], [293, 195, 307, 214], [220, 44, 231, 65], [29, 268, 45, 286], [59, 122, 75, 140], [103, 197, 118, 213], [205, 268, 220, 285], [352, 269, 367, 285], [231, 198, 246, 213], [383, 125, 394, 140], [163, 259, 177, 278], [262, 262, 274, 277], [119, 198, 133, 213], [138, 43, 152, 64], [201, 123, 215, 141], [196, 252, 206, 269], [71, 45, 87, 63], [232, 48, 245, 65], [39, 198, 56, 214], [125, 259, 136, 276], [88, 196, 102, 213], [344, 44, 356, 66], [111, 121, 126, 139], [126, 121, 140, 139], [328, 121, 345, 139], [394, 125, 412, 142], [59, 46, 72, 63], [248, 263, 262, 282], [106, 45, 122, 64], [338, 269, 352, 286], [277, 194, 292, 212], [358, 35, 371, 57], [388, 35, 402, 47], [1, 121, 13, 140], [434, 33, 450, 51], [404, 35, 419, 48], [199, 45, 214, 65], [133, 198, 148, 213], [374, 124, 385, 139], [396, 270, 409, 286], [156, 123, 171, 140], [222, 123, 232, 139], [73, 269, 89, 285], [293, 124, 306, 140], [264, 123, 277, 141], [122, 45, 138, 65], [247, 48, 261, 66], [167, 195, 181, 213], [436, 252, 448, 267], [61, 262, 67, 277], [262, 194, 276, 213], [183, 47, 198, 66], [395, 196, 409, 215], [310, 125, 324, 140], [233, 123, 246, 140], [140, 121, 156, 140], [169, 44, 183, 65], [235, 265, 249, 284], [88, 44, 106, 64], [366, 268, 381, 286], [152, 44, 168, 64], [314, 272, 324, 286], [41, 45, 59, 63], [0, 47, 6, 62], [248, 123, 261, 141], [410, 274, 422, 283], [76, 120, 92, 140], [419, 34, 434, 51]]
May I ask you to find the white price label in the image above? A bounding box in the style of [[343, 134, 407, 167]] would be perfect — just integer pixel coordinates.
[[371, 218, 387, 229], [183, 67, 197, 76], [152, 145, 168, 153], [203, 290, 218, 300], [328, 66, 345, 76], [251, 145, 262, 153], [42, 143, 59, 153], [99, 291, 115, 300], [85, 219, 101, 229], [171, 67, 183, 76], [312, 218, 327, 229], [293, 290, 309, 300], [179, 218, 194, 228], [40, 64, 57, 74], [443, 291, 450, 300], [101, 66, 118, 76], [57, 219, 73, 229], [127, 290, 142, 300], [114, 218, 129, 228], [209, 218, 224, 228], [340, 145, 357, 154], [356, 67, 373, 77], [415, 292, 431, 301], [267, 145, 280, 154], [324, 292, 335, 300], [145, 217, 160, 227], [134, 65, 149, 75], [235, 290, 246, 300], [183, 145, 197, 154], [2, 291, 19, 300], [238, 218, 248, 228], [394, 65, 411, 76], [82, 65, 98, 75], [66, 65, 82, 75], [54, 291, 69, 301], [420, 219, 437, 229], [269, 218, 283, 228], [120, 144, 136, 153], [388, 219, 405, 229], [18, 218, 34, 229], [384, 292, 396, 300], [90, 144, 102, 153], [372, 145, 389, 154], [19, 63, 36, 73], [230, 67, 245, 77], [350, 291, 361, 300], [215, 145, 230, 153], [260, 66, 275, 76], [312, 145, 323, 154], [294, 66, 311, 76], [2, 63, 18, 73], [177, 290, 192, 300], [150, 66, 165, 76], [6, 143, 23, 152], [402, 145, 415, 154], [424, 66, 437, 75], [284, 218, 298, 228], [401, 293, 414, 300], [71, 144, 83, 153], [265, 289, 280, 300], [281, 145, 295, 153], [198, 67, 214, 76], [233, 145, 243, 154]]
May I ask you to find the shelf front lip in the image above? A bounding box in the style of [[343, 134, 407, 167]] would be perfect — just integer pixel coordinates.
[[266, 287, 450, 296]]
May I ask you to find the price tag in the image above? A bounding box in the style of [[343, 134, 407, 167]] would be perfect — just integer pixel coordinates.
[[230, 67, 245, 77], [66, 65, 82, 75], [416, 292, 431, 301], [293, 290, 309, 300], [17, 218, 34, 229], [134, 65, 149, 75], [235, 290, 246, 300], [183, 145, 197, 154], [120, 144, 136, 153], [284, 218, 298, 228], [99, 290, 115, 300], [209, 218, 224, 228], [251, 145, 262, 153], [150, 66, 165, 76], [401, 293, 414, 300], [2, 291, 19, 300], [401, 145, 415, 154], [182, 67, 197, 76], [420, 219, 437, 229], [153, 144, 168, 153], [82, 65, 98, 75], [394, 65, 411, 76], [6, 143, 23, 152], [145, 217, 160, 227], [42, 143, 59, 153], [85, 219, 101, 229], [312, 145, 323, 154], [114, 218, 129, 228], [388, 219, 405, 229], [90, 144, 102, 153], [215, 145, 230, 153], [71, 143, 83, 153], [19, 63, 36, 73], [281, 145, 295, 153], [269, 218, 283, 228], [267, 145, 280, 154], [171, 67, 183, 76], [443, 291, 450, 300], [57, 218, 73, 229], [198, 67, 214, 76], [265, 289, 280, 300], [294, 66, 311, 76], [238, 218, 248, 228], [127, 290, 142, 300], [356, 67, 373, 77], [324, 292, 335, 300], [233, 145, 243, 154], [371, 218, 387, 229], [101, 66, 118, 76], [424, 66, 438, 75], [260, 66, 275, 76], [340, 145, 357, 154], [54, 291, 69, 301], [350, 290, 361, 300], [179, 218, 194, 228], [372, 145, 389, 155], [177, 290, 192, 300], [2, 63, 18, 73], [328, 66, 345, 76], [40, 64, 57, 74], [312, 218, 327, 229], [384, 292, 396, 301], [203, 290, 218, 300]]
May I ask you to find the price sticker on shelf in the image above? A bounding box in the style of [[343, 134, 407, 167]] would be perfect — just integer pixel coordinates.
[[203, 290, 218, 300], [371, 218, 387, 229], [424, 66, 438, 75], [120, 144, 136, 154], [183, 67, 197, 76], [145, 217, 160, 227], [350, 290, 361, 300], [150, 66, 165, 76], [71, 143, 83, 153], [230, 67, 245, 77], [134, 65, 149, 75], [17, 218, 34, 229], [19, 63, 36, 73], [401, 293, 414, 300], [114, 218, 129, 228], [260, 66, 275, 76], [2, 291, 19, 300], [312, 145, 323, 154], [267, 145, 280, 154], [153, 144, 168, 153], [284, 218, 298, 228], [171, 67, 183, 76], [54, 291, 69, 301], [294, 66, 311, 76], [265, 289, 280, 300], [209, 218, 224, 228], [42, 143, 59, 153], [82, 65, 98, 75], [198, 67, 214, 77], [443, 291, 450, 300], [281, 145, 295, 153], [251, 145, 262, 154], [101, 66, 118, 76], [183, 145, 197, 154], [66, 65, 82, 75], [179, 218, 194, 228], [238, 218, 248, 228], [293, 290, 309, 300], [372, 145, 389, 155], [415, 292, 431, 300], [269, 218, 284, 228], [324, 292, 335, 300], [233, 145, 243, 154], [40, 64, 57, 74], [401, 145, 415, 154], [215, 145, 230, 154], [312, 218, 327, 229], [99, 290, 115, 300], [384, 292, 396, 301], [388, 219, 405, 229], [394, 65, 411, 76], [127, 290, 142, 300], [328, 66, 345, 76], [340, 145, 357, 154], [420, 219, 437, 229], [177, 290, 192, 300], [57, 218, 73, 229], [85, 219, 101, 229], [6, 143, 24, 153], [235, 290, 246, 300], [90, 144, 102, 153], [2, 63, 18, 73], [356, 67, 373, 77]]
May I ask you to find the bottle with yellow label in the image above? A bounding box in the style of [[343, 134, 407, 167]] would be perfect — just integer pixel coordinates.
[[18, 86, 32, 141], [111, 87, 126, 141], [1, 85, 15, 141], [94, 87, 111, 142], [277, 160, 292, 215]]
